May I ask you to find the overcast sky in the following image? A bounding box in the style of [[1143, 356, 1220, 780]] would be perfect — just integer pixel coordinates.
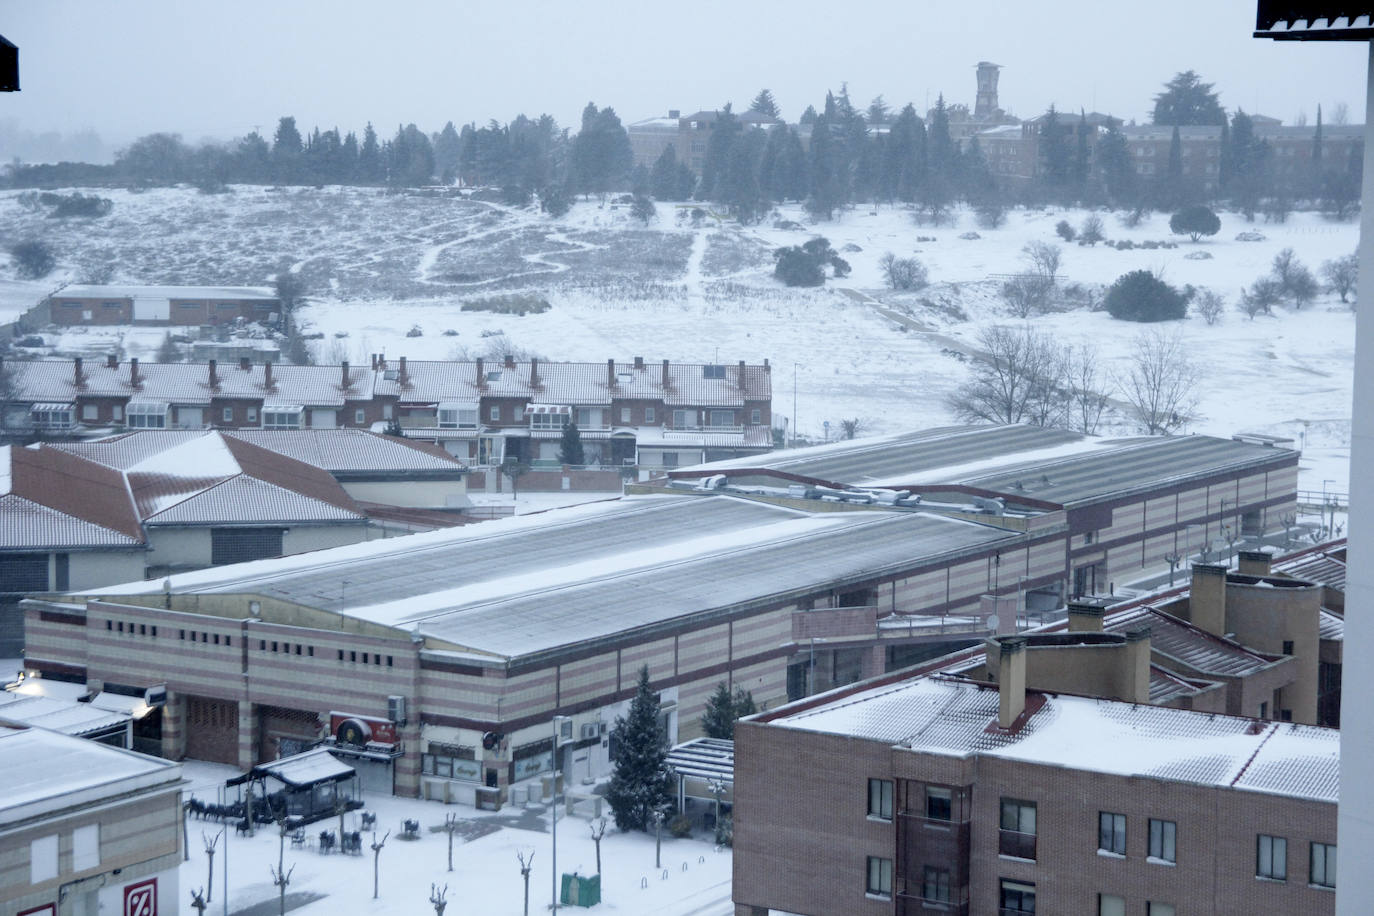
[[3, 1, 1368, 150]]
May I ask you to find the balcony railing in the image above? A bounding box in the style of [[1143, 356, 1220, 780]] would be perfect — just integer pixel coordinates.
[[998, 829, 1037, 860], [664, 424, 744, 434], [895, 892, 968, 916]]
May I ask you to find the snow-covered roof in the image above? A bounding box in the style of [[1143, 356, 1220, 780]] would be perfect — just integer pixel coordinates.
[[56, 285, 276, 300], [252, 747, 355, 788], [223, 429, 463, 474], [0, 691, 131, 737], [0, 723, 182, 825], [775, 675, 1338, 803], [1103, 606, 1279, 678], [87, 495, 1020, 660]]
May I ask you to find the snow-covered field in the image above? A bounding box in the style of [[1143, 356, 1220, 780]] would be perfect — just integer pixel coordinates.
[[179, 761, 732, 916], [0, 185, 1357, 492]]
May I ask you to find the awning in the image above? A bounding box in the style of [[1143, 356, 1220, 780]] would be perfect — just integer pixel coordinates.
[[126, 401, 170, 416], [89, 691, 152, 719], [31, 402, 75, 412], [251, 747, 356, 788], [438, 401, 480, 411], [665, 737, 734, 783], [523, 404, 571, 416]]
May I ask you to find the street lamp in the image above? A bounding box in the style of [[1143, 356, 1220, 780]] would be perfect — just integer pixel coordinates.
[[791, 363, 800, 449], [551, 715, 571, 912]]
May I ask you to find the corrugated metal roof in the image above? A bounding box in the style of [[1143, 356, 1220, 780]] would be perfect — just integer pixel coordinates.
[[1275, 552, 1346, 591], [0, 494, 143, 550], [1105, 606, 1276, 678], [1319, 609, 1344, 641], [0, 692, 129, 737], [56, 285, 275, 300], [223, 430, 462, 472], [777, 676, 1338, 803]]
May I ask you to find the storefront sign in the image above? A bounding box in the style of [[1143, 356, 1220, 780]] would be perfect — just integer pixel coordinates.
[[329, 712, 397, 745], [124, 879, 157, 916]]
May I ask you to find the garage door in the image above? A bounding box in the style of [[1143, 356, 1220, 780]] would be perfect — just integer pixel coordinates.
[[185, 696, 239, 765]]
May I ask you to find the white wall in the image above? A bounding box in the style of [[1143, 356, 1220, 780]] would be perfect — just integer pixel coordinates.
[[341, 479, 468, 509], [68, 551, 147, 590]]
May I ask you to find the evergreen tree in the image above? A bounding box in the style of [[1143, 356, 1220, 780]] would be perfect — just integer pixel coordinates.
[[650, 144, 682, 200], [571, 104, 633, 198], [866, 95, 890, 127], [558, 421, 585, 466], [1151, 70, 1226, 126], [340, 131, 359, 183], [235, 131, 271, 183], [799, 105, 819, 125], [701, 683, 736, 739], [926, 95, 954, 182], [1038, 106, 1072, 193], [1311, 104, 1324, 197], [434, 121, 462, 185], [699, 105, 740, 200], [359, 123, 383, 184], [1073, 111, 1091, 191], [772, 126, 809, 202], [748, 89, 780, 119], [806, 108, 845, 220], [606, 666, 673, 832], [720, 127, 768, 222], [272, 116, 303, 183], [1094, 125, 1136, 208]]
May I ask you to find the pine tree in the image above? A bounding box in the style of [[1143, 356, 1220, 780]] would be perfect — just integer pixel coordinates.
[[272, 116, 303, 183], [558, 422, 584, 466], [606, 666, 672, 832], [650, 145, 681, 200], [699, 105, 740, 200], [359, 123, 382, 184], [434, 121, 462, 185], [1311, 104, 1324, 197], [1151, 71, 1227, 126], [749, 89, 780, 119], [701, 683, 736, 739]]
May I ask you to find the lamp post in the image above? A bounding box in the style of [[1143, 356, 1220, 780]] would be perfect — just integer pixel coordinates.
[[551, 715, 570, 912], [1323, 479, 1336, 538], [791, 363, 799, 449]]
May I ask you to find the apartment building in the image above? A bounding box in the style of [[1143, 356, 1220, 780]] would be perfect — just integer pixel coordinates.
[[0, 724, 183, 916], [733, 642, 1338, 916]]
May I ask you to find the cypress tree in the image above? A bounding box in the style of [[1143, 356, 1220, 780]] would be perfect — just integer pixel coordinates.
[[606, 666, 673, 832], [558, 422, 585, 466], [650, 144, 681, 200]]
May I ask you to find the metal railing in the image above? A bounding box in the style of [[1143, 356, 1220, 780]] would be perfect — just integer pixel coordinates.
[[997, 829, 1036, 860]]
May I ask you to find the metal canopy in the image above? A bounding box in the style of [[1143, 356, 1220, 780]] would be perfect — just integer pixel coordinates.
[[1254, 4, 1374, 39], [666, 737, 735, 783]]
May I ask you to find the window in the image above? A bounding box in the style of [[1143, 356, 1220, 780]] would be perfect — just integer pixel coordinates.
[[672, 409, 694, 428], [702, 364, 726, 379], [1148, 904, 1176, 916], [112, 404, 123, 421], [750, 408, 761, 425], [103, 300, 121, 309], [489, 405, 500, 422], [1099, 894, 1125, 916], [620, 407, 631, 424], [661, 451, 679, 468], [355, 408, 366, 424], [439, 407, 478, 429], [1149, 818, 1176, 863], [72, 823, 100, 871], [262, 408, 302, 429], [709, 409, 733, 427], [422, 745, 481, 782], [644, 407, 655, 423], [530, 411, 569, 430], [921, 866, 950, 903], [999, 879, 1036, 913], [81, 404, 97, 421], [1310, 842, 1336, 888], [867, 779, 893, 820], [1260, 701, 1269, 719], [210, 528, 284, 565], [223, 407, 234, 423], [1099, 811, 1126, 855], [577, 407, 595, 427], [925, 786, 952, 821], [1257, 834, 1287, 880], [247, 408, 258, 423], [999, 798, 1037, 859], [1282, 640, 1294, 655], [126, 401, 168, 428], [30, 834, 58, 883], [31, 406, 75, 429], [865, 856, 892, 898]]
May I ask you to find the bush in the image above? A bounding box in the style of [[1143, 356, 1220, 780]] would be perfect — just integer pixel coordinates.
[[774, 247, 824, 286], [1079, 214, 1105, 245], [668, 814, 692, 838], [1104, 270, 1187, 322], [1168, 205, 1220, 242], [975, 201, 1007, 229], [714, 815, 733, 847], [879, 253, 929, 291], [10, 240, 56, 279], [540, 186, 570, 218], [1055, 220, 1076, 242], [48, 192, 114, 218], [630, 194, 656, 224], [1193, 290, 1225, 326]]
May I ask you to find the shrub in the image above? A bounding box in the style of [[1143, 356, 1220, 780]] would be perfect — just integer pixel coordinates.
[[540, 186, 570, 218], [1194, 290, 1225, 326], [774, 246, 824, 286], [668, 814, 692, 838], [1055, 220, 1076, 242], [49, 192, 114, 218], [10, 240, 56, 279], [1168, 205, 1220, 242], [1104, 270, 1187, 322], [975, 201, 1007, 229], [714, 815, 733, 847], [1079, 214, 1105, 245], [630, 194, 656, 224], [1239, 277, 1283, 319], [879, 253, 929, 291]]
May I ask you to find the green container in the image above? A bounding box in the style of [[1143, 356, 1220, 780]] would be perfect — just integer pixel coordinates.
[[559, 872, 601, 907]]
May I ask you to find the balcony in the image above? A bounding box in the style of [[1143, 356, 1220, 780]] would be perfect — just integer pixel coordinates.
[[998, 829, 1036, 860], [896, 895, 967, 916], [793, 605, 879, 640], [664, 424, 744, 434]]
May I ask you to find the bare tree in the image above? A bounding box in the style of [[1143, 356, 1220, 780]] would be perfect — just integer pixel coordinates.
[[1066, 343, 1112, 435], [1116, 330, 1201, 435], [517, 849, 535, 916], [838, 418, 866, 440], [948, 325, 1070, 428], [202, 831, 221, 903], [270, 863, 294, 916], [589, 817, 607, 875], [430, 883, 448, 916], [1001, 274, 1051, 318], [1022, 241, 1062, 286], [371, 831, 389, 899], [189, 889, 208, 916], [1322, 253, 1358, 305], [1193, 290, 1225, 326], [443, 813, 459, 872], [1079, 214, 1105, 246], [878, 252, 928, 290], [1238, 278, 1282, 319]]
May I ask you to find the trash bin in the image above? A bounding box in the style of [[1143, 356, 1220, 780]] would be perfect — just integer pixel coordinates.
[[560, 873, 601, 907]]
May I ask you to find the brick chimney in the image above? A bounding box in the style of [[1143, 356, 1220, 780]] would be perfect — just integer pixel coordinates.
[[662, 359, 671, 387], [398, 356, 408, 387], [1189, 563, 1229, 635], [994, 636, 1027, 729], [738, 360, 746, 387], [73, 357, 84, 389], [340, 360, 350, 389], [106, 354, 118, 369], [764, 358, 770, 372], [129, 358, 140, 388], [263, 360, 274, 391], [607, 359, 616, 388], [1067, 597, 1111, 632], [504, 353, 516, 369], [1237, 549, 1273, 577], [1123, 625, 1152, 704], [634, 356, 644, 370], [529, 358, 540, 388], [207, 359, 218, 390], [239, 356, 251, 371], [475, 357, 485, 387]]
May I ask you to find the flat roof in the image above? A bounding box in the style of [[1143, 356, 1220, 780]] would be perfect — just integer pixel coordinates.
[[89, 495, 1020, 660], [771, 675, 1337, 803]]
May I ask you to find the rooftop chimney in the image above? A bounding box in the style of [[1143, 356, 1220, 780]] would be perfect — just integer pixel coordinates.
[[764, 358, 771, 372], [106, 354, 118, 369], [398, 356, 408, 387], [504, 353, 516, 369], [634, 356, 644, 370], [1189, 563, 1228, 636], [73, 357, 84, 389], [340, 360, 350, 389], [1238, 549, 1273, 577], [1123, 625, 1152, 704], [207, 359, 218, 390], [607, 358, 616, 388], [239, 356, 251, 371], [738, 360, 746, 387], [475, 357, 485, 387], [263, 360, 274, 391], [662, 359, 671, 387], [129, 358, 140, 388], [1067, 597, 1112, 632], [994, 636, 1027, 729], [529, 357, 540, 388]]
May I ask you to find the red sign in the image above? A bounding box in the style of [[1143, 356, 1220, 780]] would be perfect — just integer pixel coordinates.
[[124, 879, 157, 916], [18, 905, 56, 916], [330, 712, 397, 745]]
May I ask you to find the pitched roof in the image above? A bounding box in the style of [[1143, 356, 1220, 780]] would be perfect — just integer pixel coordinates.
[[223, 429, 462, 473], [1, 445, 144, 546]]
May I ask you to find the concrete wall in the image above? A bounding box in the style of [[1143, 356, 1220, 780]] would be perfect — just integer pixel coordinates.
[[340, 479, 468, 509]]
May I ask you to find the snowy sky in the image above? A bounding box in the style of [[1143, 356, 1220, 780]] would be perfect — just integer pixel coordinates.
[[2, 1, 1368, 148]]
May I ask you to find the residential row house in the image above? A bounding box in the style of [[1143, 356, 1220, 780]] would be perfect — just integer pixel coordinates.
[[0, 355, 775, 470]]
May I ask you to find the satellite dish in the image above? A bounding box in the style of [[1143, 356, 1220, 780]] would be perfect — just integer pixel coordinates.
[[987, 615, 1000, 632]]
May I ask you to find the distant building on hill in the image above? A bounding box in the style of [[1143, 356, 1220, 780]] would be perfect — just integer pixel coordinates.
[[33, 285, 279, 327]]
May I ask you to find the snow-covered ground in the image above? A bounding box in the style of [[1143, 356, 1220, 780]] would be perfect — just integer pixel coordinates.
[[179, 761, 732, 916], [0, 186, 1357, 493]]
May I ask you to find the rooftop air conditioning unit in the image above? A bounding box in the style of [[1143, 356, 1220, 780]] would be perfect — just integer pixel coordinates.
[[580, 723, 599, 740]]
